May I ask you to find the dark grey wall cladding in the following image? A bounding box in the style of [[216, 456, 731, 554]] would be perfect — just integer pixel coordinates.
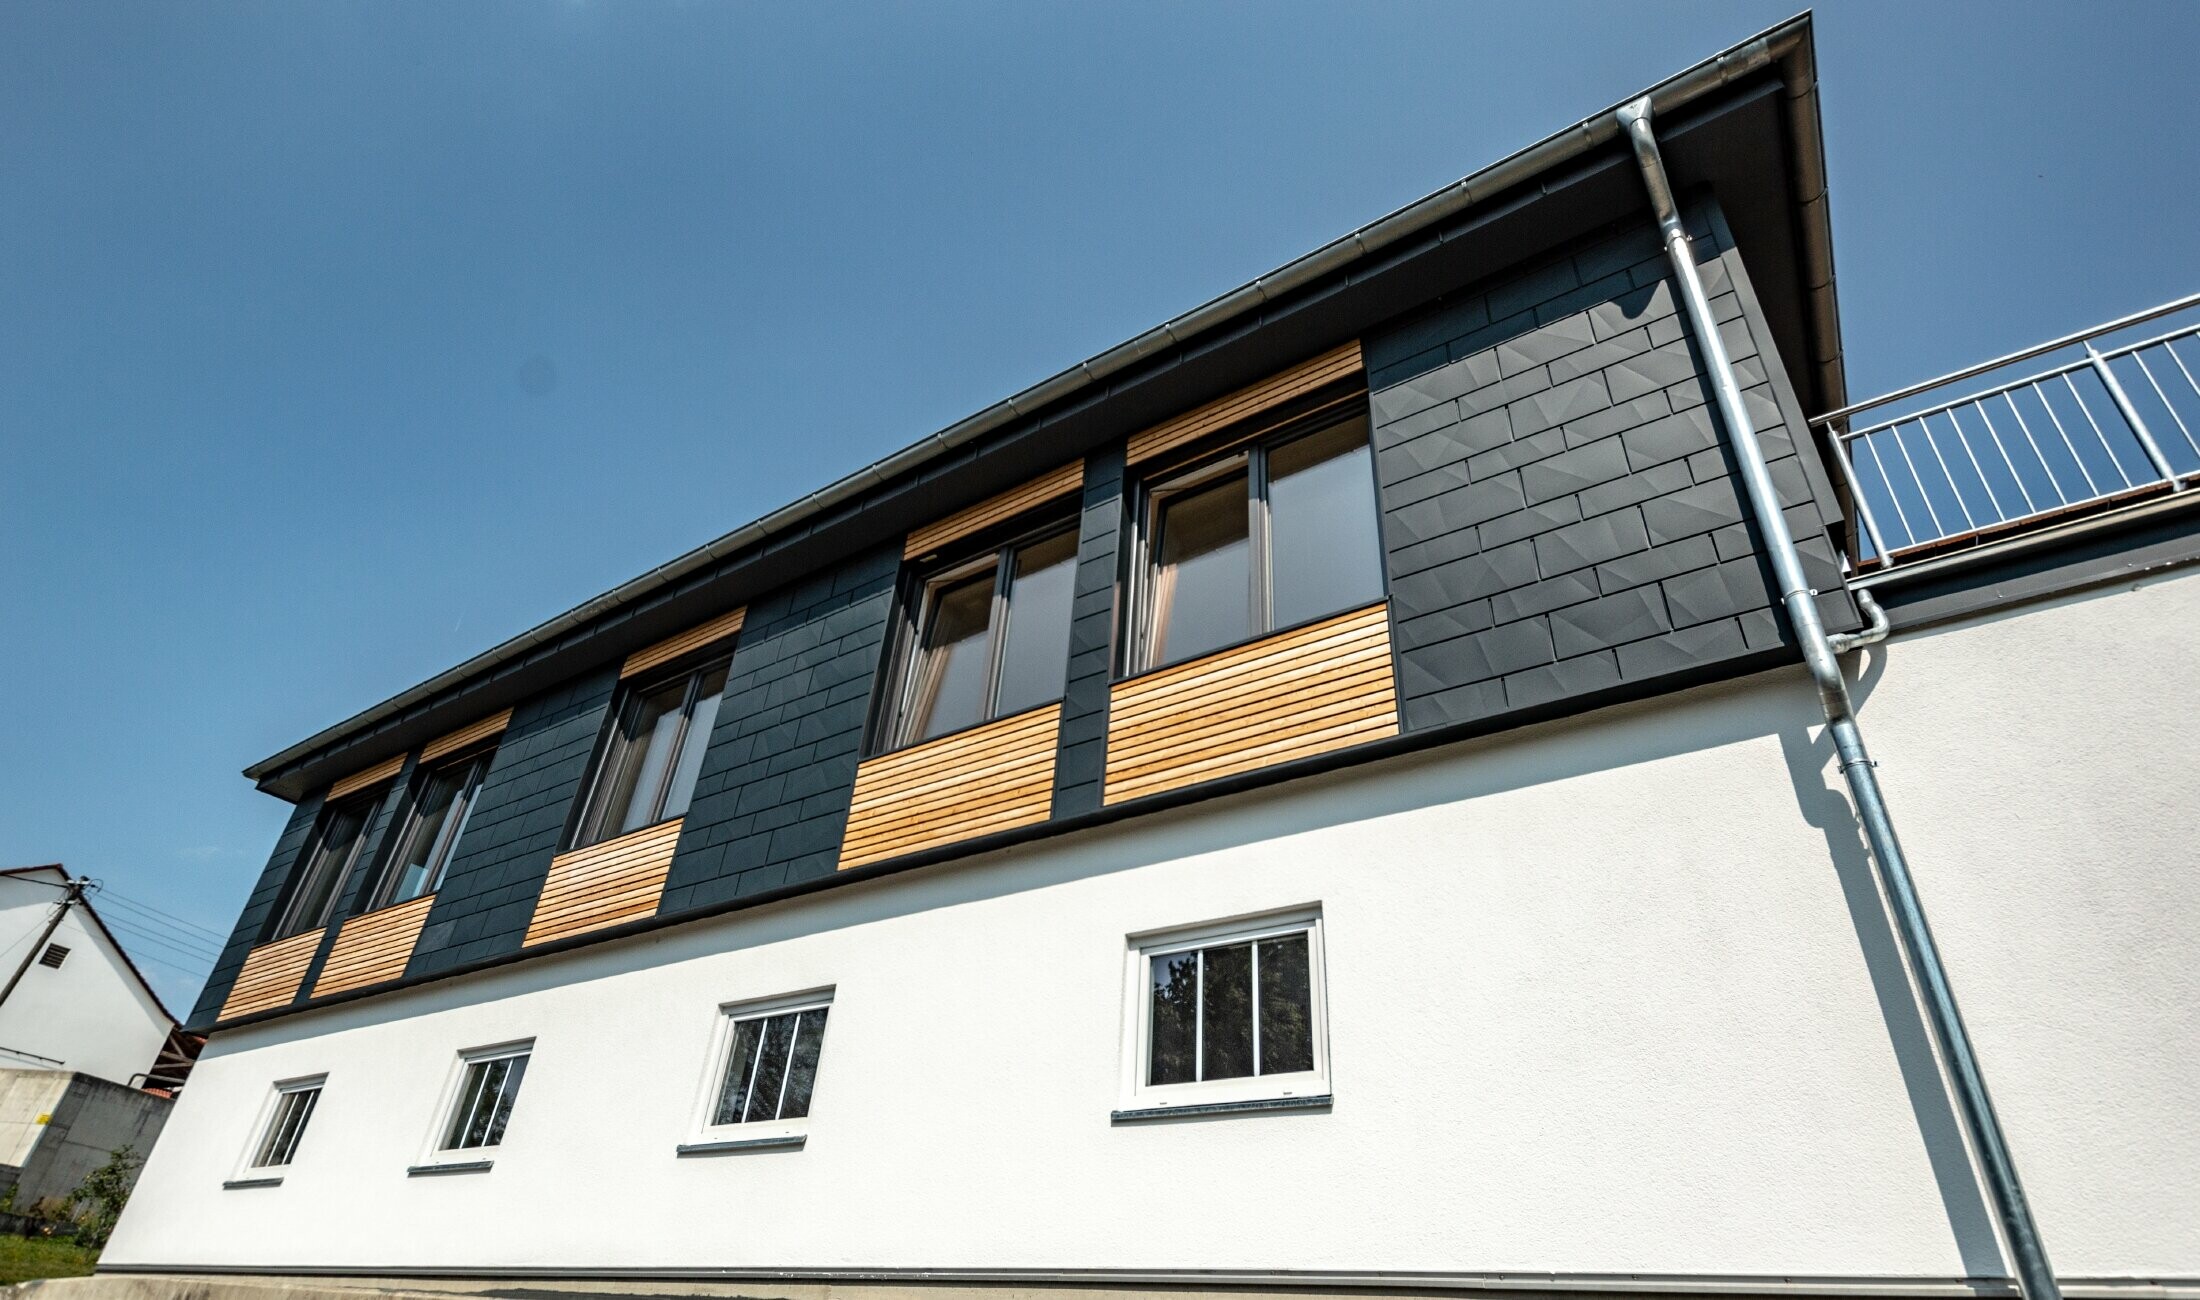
[[187, 797, 323, 1028], [404, 668, 620, 979], [659, 545, 898, 913], [1368, 201, 1853, 732], [1052, 451, 1126, 818]]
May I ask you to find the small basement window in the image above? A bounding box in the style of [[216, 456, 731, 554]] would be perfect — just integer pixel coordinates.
[[250, 1079, 323, 1169], [37, 944, 67, 970], [1123, 910, 1329, 1114], [691, 993, 832, 1147], [437, 1044, 531, 1153]]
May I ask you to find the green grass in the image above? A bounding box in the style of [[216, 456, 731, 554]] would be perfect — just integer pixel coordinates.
[[0, 1234, 100, 1284]]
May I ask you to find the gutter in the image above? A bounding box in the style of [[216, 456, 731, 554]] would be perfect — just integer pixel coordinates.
[[245, 12, 1838, 785]]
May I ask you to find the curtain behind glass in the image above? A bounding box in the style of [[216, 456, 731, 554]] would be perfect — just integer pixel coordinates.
[[1148, 472, 1251, 668]]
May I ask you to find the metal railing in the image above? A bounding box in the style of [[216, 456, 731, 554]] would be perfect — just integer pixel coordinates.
[[1814, 292, 2200, 570]]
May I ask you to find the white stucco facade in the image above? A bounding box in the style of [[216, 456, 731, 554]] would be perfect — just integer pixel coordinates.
[[106, 570, 2200, 1285], [0, 870, 173, 1088]]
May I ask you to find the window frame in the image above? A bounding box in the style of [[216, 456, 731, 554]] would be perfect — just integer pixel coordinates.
[[1123, 401, 1382, 677], [362, 743, 495, 913], [569, 653, 731, 851], [879, 515, 1079, 754], [419, 1040, 534, 1168], [269, 788, 386, 941], [1119, 907, 1331, 1114], [685, 987, 835, 1150], [235, 1074, 326, 1179]]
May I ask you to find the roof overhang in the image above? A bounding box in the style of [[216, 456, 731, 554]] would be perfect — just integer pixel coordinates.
[[246, 12, 1840, 801]]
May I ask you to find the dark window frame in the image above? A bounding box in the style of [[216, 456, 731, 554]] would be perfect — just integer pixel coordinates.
[[1122, 396, 1383, 678], [269, 787, 387, 941], [361, 743, 496, 914], [568, 652, 731, 851], [875, 512, 1080, 756]]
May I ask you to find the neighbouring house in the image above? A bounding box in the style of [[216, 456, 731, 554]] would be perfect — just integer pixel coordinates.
[[105, 16, 2196, 1300], [0, 866, 198, 1216]]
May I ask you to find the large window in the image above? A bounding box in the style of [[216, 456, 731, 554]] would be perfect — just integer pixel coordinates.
[[249, 1078, 323, 1169], [367, 747, 494, 910], [1123, 910, 1329, 1113], [1135, 412, 1383, 671], [888, 524, 1077, 747], [272, 790, 383, 939], [436, 1044, 531, 1153], [573, 657, 729, 848]]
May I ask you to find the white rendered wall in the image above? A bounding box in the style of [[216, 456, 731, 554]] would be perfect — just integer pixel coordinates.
[[0, 874, 172, 1087], [107, 569, 2200, 1282]]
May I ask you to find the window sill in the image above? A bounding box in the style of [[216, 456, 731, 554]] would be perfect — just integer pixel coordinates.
[[406, 1158, 494, 1176], [221, 1176, 284, 1190], [1111, 1093, 1332, 1124], [675, 1132, 807, 1156]]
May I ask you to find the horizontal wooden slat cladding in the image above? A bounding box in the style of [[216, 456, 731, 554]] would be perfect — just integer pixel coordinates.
[[1127, 341, 1364, 466], [218, 929, 323, 1020], [327, 755, 404, 801], [524, 818, 683, 945], [621, 609, 746, 680], [838, 704, 1061, 869], [1104, 602, 1398, 804], [904, 462, 1084, 560], [312, 894, 436, 997], [420, 710, 513, 763]]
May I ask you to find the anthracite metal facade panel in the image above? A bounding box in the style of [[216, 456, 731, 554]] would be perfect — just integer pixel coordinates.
[[1368, 203, 1851, 733], [1051, 451, 1127, 819]]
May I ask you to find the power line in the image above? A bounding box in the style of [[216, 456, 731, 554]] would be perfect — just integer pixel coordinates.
[[99, 915, 222, 961], [101, 919, 221, 967], [90, 888, 230, 944]]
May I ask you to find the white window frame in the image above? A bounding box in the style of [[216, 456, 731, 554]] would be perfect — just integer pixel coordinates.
[[232, 1074, 326, 1181], [1118, 906, 1330, 1114], [418, 1039, 534, 1169], [685, 988, 834, 1149]]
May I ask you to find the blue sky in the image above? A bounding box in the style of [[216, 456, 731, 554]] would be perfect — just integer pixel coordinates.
[[3, 1, 2195, 1013]]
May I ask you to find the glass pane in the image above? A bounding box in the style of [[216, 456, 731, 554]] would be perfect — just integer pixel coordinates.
[[744, 1013, 797, 1123], [1148, 951, 1199, 1086], [596, 676, 690, 838], [1257, 933, 1314, 1075], [256, 1088, 317, 1167], [482, 1054, 527, 1146], [1268, 416, 1384, 628], [287, 800, 369, 935], [712, 1017, 766, 1126], [1149, 471, 1251, 667], [443, 1060, 493, 1149], [779, 1007, 828, 1119], [993, 530, 1078, 717], [1201, 942, 1255, 1081], [421, 757, 487, 895], [660, 662, 728, 821], [386, 763, 466, 904], [904, 570, 996, 743]]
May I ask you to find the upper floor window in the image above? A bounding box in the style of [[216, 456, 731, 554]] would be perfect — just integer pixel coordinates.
[[1133, 411, 1383, 672], [367, 746, 494, 910], [887, 524, 1077, 747], [573, 657, 729, 848], [272, 789, 382, 939]]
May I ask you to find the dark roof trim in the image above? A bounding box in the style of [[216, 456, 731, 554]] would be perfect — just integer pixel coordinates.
[[245, 12, 1838, 783]]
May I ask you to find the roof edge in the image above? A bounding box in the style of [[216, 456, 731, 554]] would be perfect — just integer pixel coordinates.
[[246, 11, 1835, 785]]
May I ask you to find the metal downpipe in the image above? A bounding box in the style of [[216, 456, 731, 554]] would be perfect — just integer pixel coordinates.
[[1614, 98, 2061, 1300]]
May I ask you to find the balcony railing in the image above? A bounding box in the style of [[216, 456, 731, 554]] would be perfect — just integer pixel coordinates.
[[1813, 292, 2200, 571]]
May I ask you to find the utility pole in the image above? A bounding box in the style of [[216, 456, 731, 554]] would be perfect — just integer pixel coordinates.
[[0, 876, 88, 1012]]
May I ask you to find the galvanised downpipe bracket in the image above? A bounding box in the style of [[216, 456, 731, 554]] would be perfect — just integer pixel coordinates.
[[1615, 96, 2064, 1300]]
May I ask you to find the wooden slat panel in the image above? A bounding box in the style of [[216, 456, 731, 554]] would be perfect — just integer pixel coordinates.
[[327, 755, 404, 801], [1127, 342, 1364, 466], [312, 894, 436, 997], [218, 929, 323, 1020], [904, 462, 1085, 560], [524, 818, 683, 946], [838, 704, 1061, 870], [1104, 602, 1397, 804], [621, 609, 747, 680], [421, 710, 513, 763]]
